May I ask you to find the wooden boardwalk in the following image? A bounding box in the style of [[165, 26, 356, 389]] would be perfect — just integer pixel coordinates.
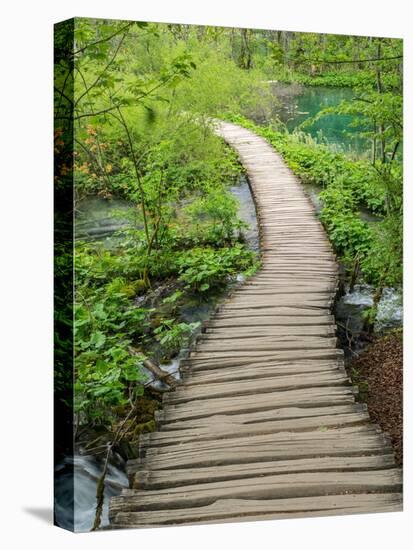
[[109, 121, 402, 528]]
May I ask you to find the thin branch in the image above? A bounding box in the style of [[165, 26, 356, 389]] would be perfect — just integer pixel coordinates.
[[57, 64, 183, 122], [109, 107, 151, 245], [128, 348, 179, 389], [74, 67, 112, 192], [55, 104, 120, 121], [390, 141, 401, 162], [91, 402, 137, 531]]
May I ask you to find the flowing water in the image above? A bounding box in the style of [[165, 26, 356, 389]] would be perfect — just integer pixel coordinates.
[[54, 452, 129, 532]]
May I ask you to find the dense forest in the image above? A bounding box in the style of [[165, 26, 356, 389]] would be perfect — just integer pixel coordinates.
[[54, 18, 402, 529]]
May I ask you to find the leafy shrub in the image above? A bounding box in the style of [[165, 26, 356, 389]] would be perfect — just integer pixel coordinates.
[[154, 319, 200, 357], [177, 245, 258, 292], [74, 288, 150, 422]]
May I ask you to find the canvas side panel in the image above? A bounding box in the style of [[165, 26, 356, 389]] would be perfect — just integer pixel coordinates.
[[54, 18, 75, 532]]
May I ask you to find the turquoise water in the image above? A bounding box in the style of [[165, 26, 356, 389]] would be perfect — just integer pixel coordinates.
[[270, 83, 370, 158]]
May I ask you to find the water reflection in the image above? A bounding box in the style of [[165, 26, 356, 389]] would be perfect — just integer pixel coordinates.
[[268, 82, 370, 158]]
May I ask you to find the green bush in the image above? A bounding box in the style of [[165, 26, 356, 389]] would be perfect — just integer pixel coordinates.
[[177, 245, 258, 292]]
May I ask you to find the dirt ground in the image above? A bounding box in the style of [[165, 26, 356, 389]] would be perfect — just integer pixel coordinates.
[[350, 330, 403, 465]]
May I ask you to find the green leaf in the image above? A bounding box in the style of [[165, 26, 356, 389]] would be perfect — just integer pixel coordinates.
[[90, 331, 106, 348]]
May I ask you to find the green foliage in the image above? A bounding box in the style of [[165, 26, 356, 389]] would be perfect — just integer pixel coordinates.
[[177, 245, 258, 292], [67, 19, 264, 424], [294, 72, 372, 88], [74, 250, 151, 421], [361, 215, 403, 287], [154, 319, 200, 356], [182, 187, 247, 246]]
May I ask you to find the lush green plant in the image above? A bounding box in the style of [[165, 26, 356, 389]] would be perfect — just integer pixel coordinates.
[[74, 253, 151, 422], [182, 187, 247, 246], [154, 319, 200, 357], [177, 245, 258, 292]]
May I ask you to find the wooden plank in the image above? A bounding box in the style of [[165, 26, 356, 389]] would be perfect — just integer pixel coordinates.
[[164, 372, 350, 404], [111, 493, 402, 526], [220, 301, 331, 310], [111, 470, 402, 512], [143, 426, 381, 460], [137, 434, 391, 471], [203, 325, 336, 337], [189, 352, 338, 369], [183, 360, 344, 384], [157, 403, 367, 431], [208, 315, 335, 326], [182, 350, 344, 372], [215, 307, 333, 318], [229, 295, 332, 303], [131, 455, 396, 489], [157, 387, 357, 424], [138, 412, 370, 452], [194, 336, 338, 353]]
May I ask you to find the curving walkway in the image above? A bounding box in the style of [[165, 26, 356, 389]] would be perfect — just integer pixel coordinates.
[[109, 121, 402, 528]]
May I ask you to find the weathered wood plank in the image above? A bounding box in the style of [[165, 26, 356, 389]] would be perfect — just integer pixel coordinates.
[[137, 434, 391, 471], [215, 307, 333, 318], [143, 426, 382, 460], [157, 403, 368, 431], [164, 372, 350, 404], [203, 325, 336, 337], [208, 315, 335, 326], [194, 336, 338, 354], [111, 493, 402, 526], [189, 352, 337, 369], [182, 350, 345, 372], [183, 360, 344, 384], [157, 387, 356, 424], [131, 455, 396, 489], [138, 412, 370, 453], [111, 470, 402, 512]]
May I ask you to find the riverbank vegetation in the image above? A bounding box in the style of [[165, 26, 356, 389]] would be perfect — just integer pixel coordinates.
[[55, 19, 402, 460]]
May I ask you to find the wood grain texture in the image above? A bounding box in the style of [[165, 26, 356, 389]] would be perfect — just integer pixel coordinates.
[[109, 120, 402, 528]]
